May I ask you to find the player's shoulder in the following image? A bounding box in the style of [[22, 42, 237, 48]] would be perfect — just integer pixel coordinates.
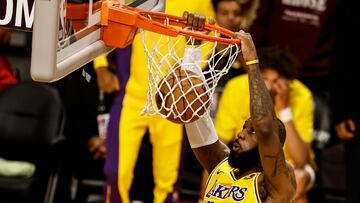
[[290, 79, 312, 98], [167, 0, 213, 13], [225, 74, 249, 90]]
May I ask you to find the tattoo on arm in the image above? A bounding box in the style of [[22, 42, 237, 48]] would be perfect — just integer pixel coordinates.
[[264, 150, 297, 191], [264, 154, 279, 177], [289, 169, 296, 189], [264, 148, 285, 177], [247, 67, 275, 119], [286, 165, 296, 188]]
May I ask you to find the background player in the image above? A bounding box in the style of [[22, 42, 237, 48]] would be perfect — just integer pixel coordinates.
[[94, 1, 215, 202]]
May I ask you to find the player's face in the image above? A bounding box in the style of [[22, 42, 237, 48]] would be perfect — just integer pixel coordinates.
[[216, 1, 242, 32], [232, 119, 258, 153], [229, 119, 260, 169]]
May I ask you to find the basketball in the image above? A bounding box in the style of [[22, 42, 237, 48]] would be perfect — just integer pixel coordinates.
[[155, 69, 210, 124]]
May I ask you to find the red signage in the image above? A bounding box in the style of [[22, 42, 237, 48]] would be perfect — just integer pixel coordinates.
[[0, 0, 35, 31]]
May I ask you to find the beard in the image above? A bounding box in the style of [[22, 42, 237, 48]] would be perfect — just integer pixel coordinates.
[[228, 146, 260, 172]]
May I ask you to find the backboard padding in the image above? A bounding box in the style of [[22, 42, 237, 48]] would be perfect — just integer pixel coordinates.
[[31, 0, 165, 82]]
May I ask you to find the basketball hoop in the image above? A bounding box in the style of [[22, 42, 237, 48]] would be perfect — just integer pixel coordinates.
[[101, 1, 241, 47], [101, 1, 242, 123]]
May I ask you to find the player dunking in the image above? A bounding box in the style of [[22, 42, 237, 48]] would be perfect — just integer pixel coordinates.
[[182, 14, 296, 202]]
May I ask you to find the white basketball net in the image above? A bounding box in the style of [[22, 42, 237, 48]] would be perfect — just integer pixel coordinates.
[[141, 27, 241, 123]]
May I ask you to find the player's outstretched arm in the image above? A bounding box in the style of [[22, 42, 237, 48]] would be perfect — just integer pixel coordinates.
[[181, 11, 229, 173], [235, 31, 296, 201]]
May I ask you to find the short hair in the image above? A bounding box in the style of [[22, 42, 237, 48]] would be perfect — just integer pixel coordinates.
[[212, 0, 241, 12], [257, 46, 300, 80]]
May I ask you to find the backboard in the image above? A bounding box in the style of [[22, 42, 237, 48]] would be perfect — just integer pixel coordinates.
[[30, 0, 165, 82]]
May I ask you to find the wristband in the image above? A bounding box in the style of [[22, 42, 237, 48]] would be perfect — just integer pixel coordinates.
[[304, 164, 316, 191], [245, 59, 259, 66], [184, 115, 218, 148], [94, 55, 109, 69], [279, 107, 293, 123], [182, 46, 202, 75]]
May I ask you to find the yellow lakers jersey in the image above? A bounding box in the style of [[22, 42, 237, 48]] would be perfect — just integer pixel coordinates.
[[204, 158, 262, 203]]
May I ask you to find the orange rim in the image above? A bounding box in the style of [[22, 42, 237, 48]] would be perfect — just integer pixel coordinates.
[[101, 1, 241, 45]]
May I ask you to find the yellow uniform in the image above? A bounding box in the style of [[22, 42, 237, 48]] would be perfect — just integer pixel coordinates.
[[215, 75, 314, 164], [126, 2, 214, 106], [99, 0, 214, 203], [204, 158, 262, 203]]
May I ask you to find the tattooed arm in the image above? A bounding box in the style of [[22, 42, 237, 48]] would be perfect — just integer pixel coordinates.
[[235, 31, 296, 202], [181, 11, 230, 173]]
